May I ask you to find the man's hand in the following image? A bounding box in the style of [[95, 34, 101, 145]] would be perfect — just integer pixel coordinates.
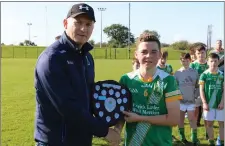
[[122, 111, 142, 123], [105, 128, 121, 145], [203, 103, 209, 111], [218, 102, 224, 110]]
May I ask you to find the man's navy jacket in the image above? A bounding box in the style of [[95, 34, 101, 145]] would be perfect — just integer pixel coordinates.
[[34, 32, 108, 146]]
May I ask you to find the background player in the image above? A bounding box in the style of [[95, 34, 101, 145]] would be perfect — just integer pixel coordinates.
[[174, 53, 199, 145], [157, 50, 174, 75], [199, 53, 224, 146]]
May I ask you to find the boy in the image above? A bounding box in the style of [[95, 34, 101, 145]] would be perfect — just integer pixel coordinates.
[[189, 45, 209, 138], [174, 53, 199, 145], [199, 53, 224, 146], [190, 46, 197, 62], [157, 50, 174, 75], [113, 33, 182, 146]]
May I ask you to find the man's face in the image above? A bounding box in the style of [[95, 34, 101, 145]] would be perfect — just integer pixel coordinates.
[[180, 58, 190, 68], [195, 50, 206, 60], [216, 40, 222, 50], [135, 42, 161, 69], [63, 14, 94, 45], [208, 58, 219, 69]]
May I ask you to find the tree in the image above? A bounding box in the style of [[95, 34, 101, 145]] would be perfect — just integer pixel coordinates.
[[103, 24, 135, 48], [161, 43, 170, 48], [88, 39, 95, 46], [23, 40, 37, 46], [19, 42, 24, 46], [190, 42, 206, 49], [171, 40, 190, 50], [1, 43, 5, 46], [142, 30, 160, 39]]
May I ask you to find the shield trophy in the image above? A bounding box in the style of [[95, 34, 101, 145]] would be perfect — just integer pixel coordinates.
[[91, 80, 132, 127]]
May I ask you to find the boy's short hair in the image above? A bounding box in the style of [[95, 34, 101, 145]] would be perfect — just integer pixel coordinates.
[[136, 33, 161, 50], [208, 53, 220, 60], [180, 53, 191, 60], [161, 50, 168, 59], [195, 44, 206, 52]]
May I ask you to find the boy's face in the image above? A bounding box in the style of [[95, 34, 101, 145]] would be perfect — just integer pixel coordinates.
[[135, 42, 161, 69], [190, 54, 196, 62], [180, 58, 191, 67], [158, 57, 167, 65], [195, 50, 206, 60], [208, 58, 219, 69]]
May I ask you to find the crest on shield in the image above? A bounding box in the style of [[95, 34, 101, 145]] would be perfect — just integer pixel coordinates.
[[91, 80, 132, 127]]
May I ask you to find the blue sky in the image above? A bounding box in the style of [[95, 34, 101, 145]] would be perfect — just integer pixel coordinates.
[[1, 2, 224, 47]]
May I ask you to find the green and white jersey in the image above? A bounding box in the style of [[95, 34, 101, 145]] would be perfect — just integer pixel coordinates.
[[199, 69, 224, 108], [157, 64, 173, 75], [190, 60, 209, 76], [119, 68, 182, 146]]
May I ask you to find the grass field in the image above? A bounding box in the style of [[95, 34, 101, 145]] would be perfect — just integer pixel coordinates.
[[2, 58, 220, 146]]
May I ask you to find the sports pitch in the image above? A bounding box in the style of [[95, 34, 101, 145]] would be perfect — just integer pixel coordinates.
[[2, 58, 219, 146]]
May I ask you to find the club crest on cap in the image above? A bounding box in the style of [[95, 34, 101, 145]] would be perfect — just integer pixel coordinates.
[[79, 5, 89, 11]]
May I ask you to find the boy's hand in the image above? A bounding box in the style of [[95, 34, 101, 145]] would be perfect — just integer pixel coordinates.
[[122, 111, 142, 123], [203, 103, 209, 111], [218, 102, 224, 110]]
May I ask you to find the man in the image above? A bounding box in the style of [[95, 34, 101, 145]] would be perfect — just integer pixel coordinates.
[[114, 33, 182, 146], [34, 3, 119, 146]]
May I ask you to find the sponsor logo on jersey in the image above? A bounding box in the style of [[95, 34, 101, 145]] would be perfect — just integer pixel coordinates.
[[141, 84, 153, 88], [129, 88, 138, 93]]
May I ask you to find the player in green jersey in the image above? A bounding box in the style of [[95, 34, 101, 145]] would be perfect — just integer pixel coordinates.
[[199, 53, 224, 146], [189, 45, 209, 139], [157, 50, 174, 75], [113, 33, 182, 146]]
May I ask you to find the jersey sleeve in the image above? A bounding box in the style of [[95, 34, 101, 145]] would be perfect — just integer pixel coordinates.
[[199, 73, 206, 85], [164, 76, 182, 102]]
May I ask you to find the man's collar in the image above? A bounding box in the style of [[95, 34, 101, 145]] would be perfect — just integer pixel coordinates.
[[59, 31, 93, 54]]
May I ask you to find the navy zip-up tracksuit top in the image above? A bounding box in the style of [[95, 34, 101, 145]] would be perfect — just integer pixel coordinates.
[[34, 32, 108, 146]]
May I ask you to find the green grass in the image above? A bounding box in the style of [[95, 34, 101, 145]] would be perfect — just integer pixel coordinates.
[[2, 58, 219, 146], [1, 46, 186, 60]]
